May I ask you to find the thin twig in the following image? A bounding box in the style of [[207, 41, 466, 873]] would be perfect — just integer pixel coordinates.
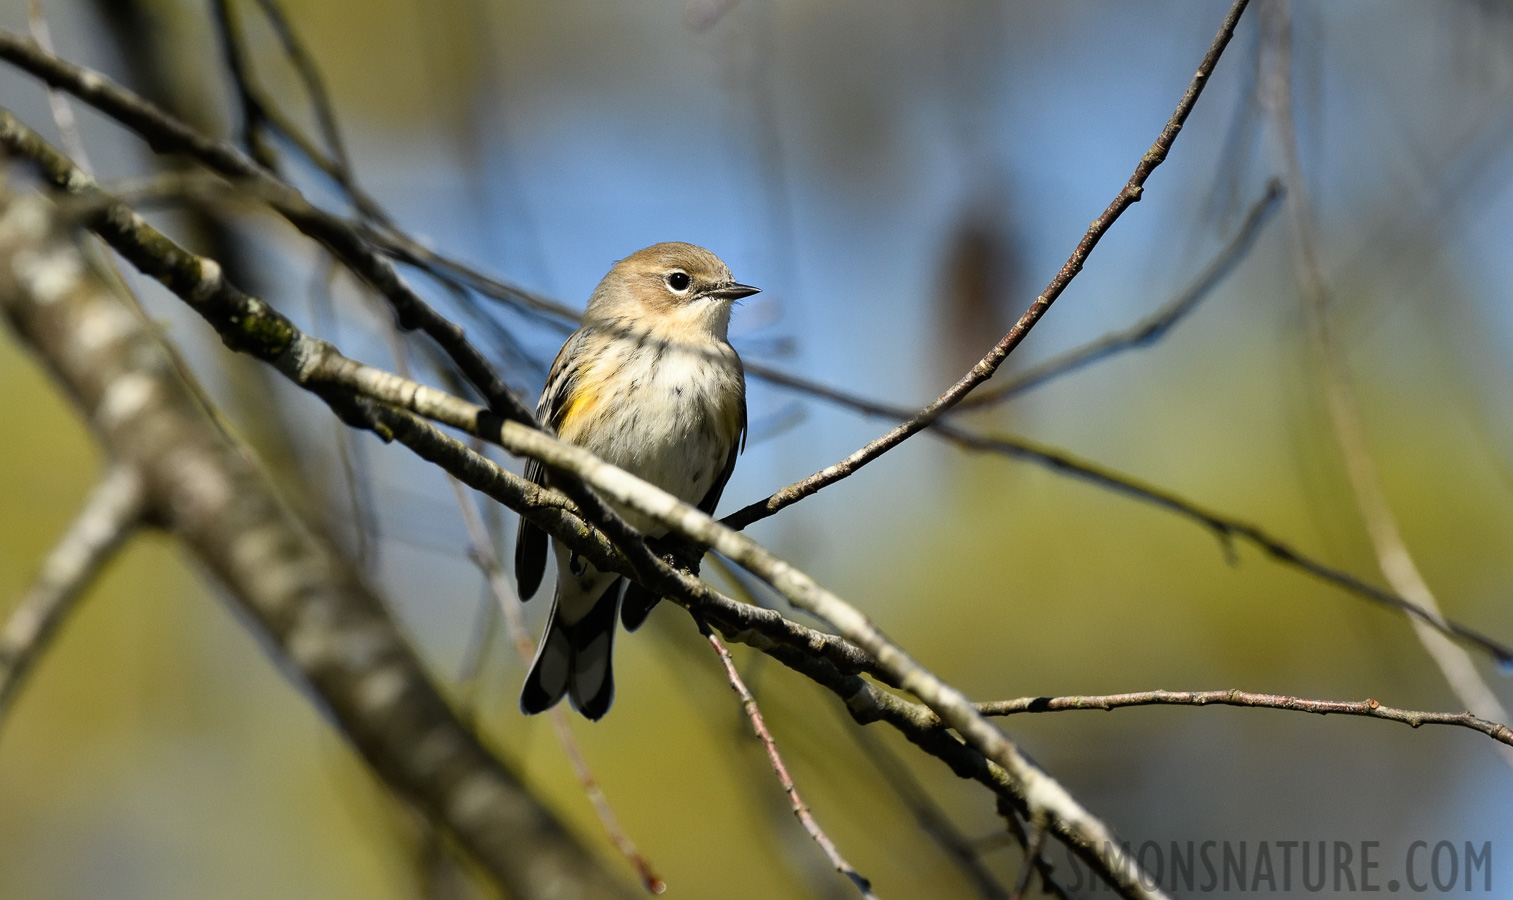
[[1261, 1, 1513, 767], [704, 564, 1012, 900], [25, 3, 90, 174], [212, 0, 390, 222], [703, 626, 878, 899], [1010, 820, 1047, 900], [0, 465, 144, 733], [742, 180, 1282, 422], [0, 30, 534, 425], [722, 0, 1254, 532], [209, 0, 279, 169], [956, 179, 1284, 408], [975, 689, 1513, 747], [448, 479, 666, 894], [247, 0, 355, 175], [838, 708, 1012, 900]]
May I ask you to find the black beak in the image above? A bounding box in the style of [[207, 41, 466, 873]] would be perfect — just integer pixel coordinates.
[[705, 282, 761, 301]]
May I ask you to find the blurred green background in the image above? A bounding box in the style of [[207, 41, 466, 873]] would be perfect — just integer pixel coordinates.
[[3, 0, 1513, 897]]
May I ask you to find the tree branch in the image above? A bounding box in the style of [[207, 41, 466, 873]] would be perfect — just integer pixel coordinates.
[[976, 689, 1513, 748], [1261, 1, 1513, 767], [0, 464, 144, 734], [722, 0, 1253, 531], [0, 29, 534, 425], [448, 478, 665, 894], [703, 626, 877, 899], [955, 179, 1284, 407]]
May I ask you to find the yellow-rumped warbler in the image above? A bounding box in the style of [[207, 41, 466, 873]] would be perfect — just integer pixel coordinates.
[[515, 242, 756, 719]]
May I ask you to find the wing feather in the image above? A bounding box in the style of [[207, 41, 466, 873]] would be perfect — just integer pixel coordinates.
[[514, 332, 588, 600]]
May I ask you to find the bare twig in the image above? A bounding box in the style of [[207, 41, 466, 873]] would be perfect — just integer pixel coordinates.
[[707, 563, 1009, 900], [722, 0, 1253, 531], [448, 480, 666, 894], [1010, 820, 1047, 900], [209, 0, 279, 169], [703, 626, 878, 899], [742, 180, 1282, 421], [25, 3, 91, 174], [726, 371, 1513, 664], [1261, 1, 1513, 767], [956, 179, 1284, 407], [976, 688, 1513, 748], [839, 713, 1012, 900], [0, 465, 144, 733], [210, 0, 390, 222], [246, 0, 355, 182]]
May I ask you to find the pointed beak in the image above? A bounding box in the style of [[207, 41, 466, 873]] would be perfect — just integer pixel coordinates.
[[705, 282, 761, 301]]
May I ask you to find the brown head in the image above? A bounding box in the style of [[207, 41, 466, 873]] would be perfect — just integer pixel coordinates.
[[583, 242, 759, 341]]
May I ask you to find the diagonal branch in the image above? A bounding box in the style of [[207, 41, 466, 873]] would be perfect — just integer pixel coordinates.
[[955, 179, 1284, 408], [704, 627, 878, 899], [722, 0, 1253, 531], [741, 180, 1282, 419], [0, 465, 144, 734]]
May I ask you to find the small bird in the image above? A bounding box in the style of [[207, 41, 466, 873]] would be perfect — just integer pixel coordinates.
[[515, 242, 755, 720]]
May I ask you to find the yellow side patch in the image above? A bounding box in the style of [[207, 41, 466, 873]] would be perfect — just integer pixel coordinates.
[[558, 365, 608, 439]]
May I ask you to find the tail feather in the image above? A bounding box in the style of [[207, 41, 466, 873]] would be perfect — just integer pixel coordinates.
[[520, 594, 573, 715], [519, 577, 623, 719], [620, 581, 660, 631], [567, 580, 622, 720]]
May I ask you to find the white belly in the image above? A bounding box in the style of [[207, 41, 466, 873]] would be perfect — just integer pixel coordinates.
[[570, 341, 741, 535]]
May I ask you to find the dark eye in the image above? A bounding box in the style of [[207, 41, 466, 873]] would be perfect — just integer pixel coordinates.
[[666, 271, 691, 292]]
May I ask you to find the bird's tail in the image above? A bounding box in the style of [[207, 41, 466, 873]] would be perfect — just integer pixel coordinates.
[[520, 576, 623, 720]]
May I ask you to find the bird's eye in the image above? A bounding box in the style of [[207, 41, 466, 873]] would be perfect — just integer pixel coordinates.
[[666, 271, 692, 293]]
